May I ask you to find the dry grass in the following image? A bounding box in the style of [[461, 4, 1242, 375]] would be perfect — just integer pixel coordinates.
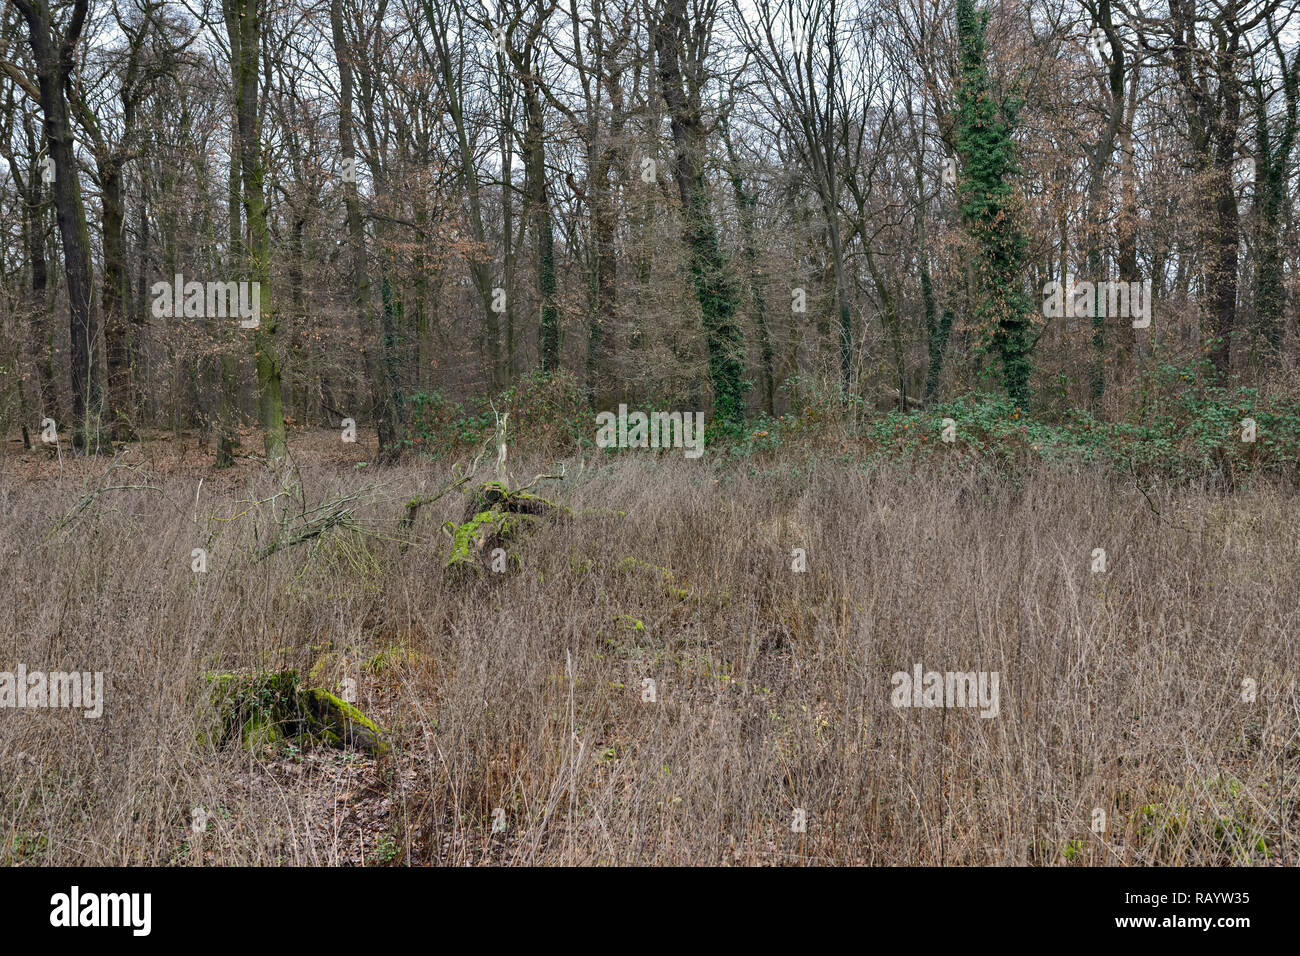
[[1, 429, 1297, 865]]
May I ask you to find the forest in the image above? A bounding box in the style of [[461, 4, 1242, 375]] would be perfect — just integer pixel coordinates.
[[0, 0, 1297, 870]]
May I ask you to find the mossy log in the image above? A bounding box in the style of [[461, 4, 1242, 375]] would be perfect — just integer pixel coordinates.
[[199, 669, 388, 755]]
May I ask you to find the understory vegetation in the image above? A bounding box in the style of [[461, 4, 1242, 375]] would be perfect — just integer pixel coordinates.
[[2, 374, 1296, 866], [393, 361, 1300, 486]]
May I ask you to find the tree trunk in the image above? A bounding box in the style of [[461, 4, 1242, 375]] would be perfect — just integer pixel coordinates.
[[651, 0, 745, 427], [14, 150, 59, 423], [724, 129, 774, 416], [334, 0, 404, 462], [13, 0, 102, 450], [225, 0, 286, 460], [522, 72, 560, 372], [101, 162, 133, 438]]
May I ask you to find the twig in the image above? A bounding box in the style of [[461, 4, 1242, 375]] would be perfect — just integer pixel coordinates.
[[515, 470, 565, 494], [254, 498, 358, 562], [1130, 462, 1195, 534], [400, 475, 471, 548], [45, 455, 158, 539]]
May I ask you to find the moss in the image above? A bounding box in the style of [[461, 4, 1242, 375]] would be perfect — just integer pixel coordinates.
[[204, 671, 238, 698], [505, 488, 567, 516], [464, 480, 568, 519], [240, 715, 282, 749], [618, 556, 670, 576], [365, 645, 422, 674], [197, 671, 242, 747], [451, 510, 509, 556], [303, 688, 390, 755], [445, 510, 531, 569], [444, 508, 539, 572], [307, 651, 338, 686], [443, 480, 567, 576], [462, 480, 510, 519], [198, 669, 388, 755], [617, 556, 692, 599]]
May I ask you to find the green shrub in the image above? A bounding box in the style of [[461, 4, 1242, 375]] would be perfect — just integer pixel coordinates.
[[406, 369, 588, 458], [405, 390, 494, 457], [720, 364, 1300, 483]]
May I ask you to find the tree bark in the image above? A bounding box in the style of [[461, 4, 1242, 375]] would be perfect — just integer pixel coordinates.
[[651, 0, 746, 426], [12, 0, 101, 450], [225, 0, 287, 460]]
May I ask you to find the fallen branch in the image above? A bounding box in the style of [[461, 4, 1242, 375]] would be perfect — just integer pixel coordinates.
[[253, 490, 367, 562], [400, 477, 470, 550], [46, 455, 161, 540], [397, 437, 496, 552]]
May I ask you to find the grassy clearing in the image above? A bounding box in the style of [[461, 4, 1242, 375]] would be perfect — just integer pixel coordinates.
[[1, 428, 1296, 865]]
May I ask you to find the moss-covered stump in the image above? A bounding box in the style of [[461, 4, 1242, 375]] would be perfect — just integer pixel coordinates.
[[460, 480, 510, 519], [460, 480, 565, 522], [199, 670, 389, 755], [442, 480, 568, 576], [443, 508, 536, 574], [301, 688, 387, 753]]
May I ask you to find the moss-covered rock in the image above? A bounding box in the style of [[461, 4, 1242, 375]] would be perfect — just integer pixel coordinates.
[[199, 669, 389, 755]]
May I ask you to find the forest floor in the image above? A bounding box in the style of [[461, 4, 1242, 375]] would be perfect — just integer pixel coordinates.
[[1, 424, 1297, 865]]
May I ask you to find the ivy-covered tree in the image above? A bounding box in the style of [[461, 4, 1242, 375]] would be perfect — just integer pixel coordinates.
[[1250, 19, 1300, 359], [652, 0, 746, 428], [953, 0, 1033, 409]]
